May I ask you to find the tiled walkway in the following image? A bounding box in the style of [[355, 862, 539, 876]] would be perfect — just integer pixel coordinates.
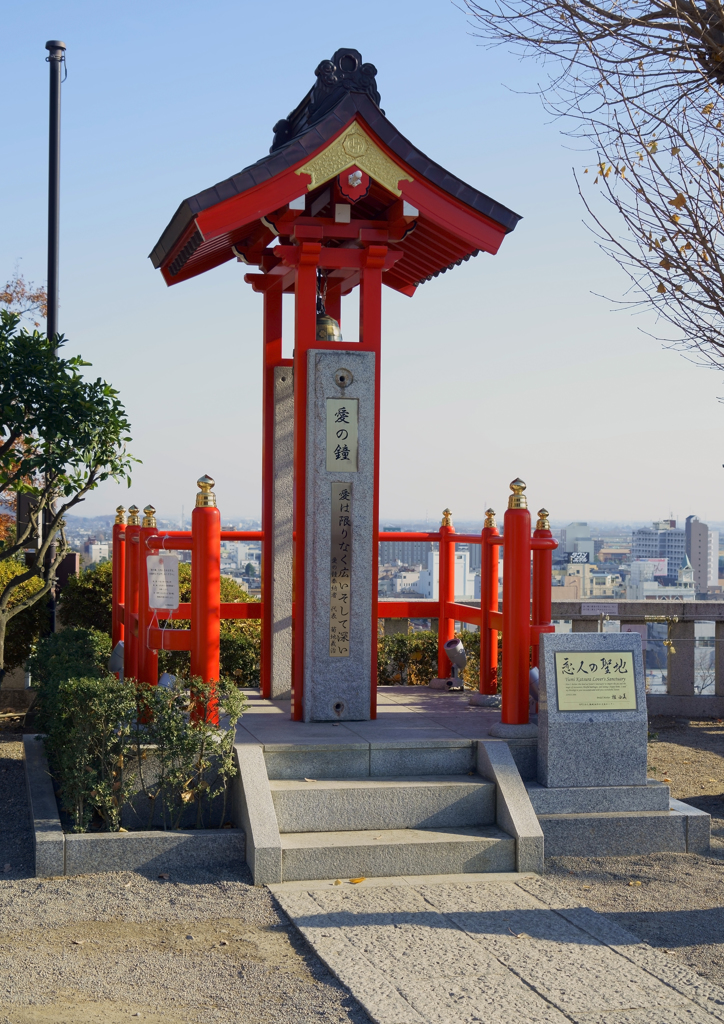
[[273, 874, 724, 1024]]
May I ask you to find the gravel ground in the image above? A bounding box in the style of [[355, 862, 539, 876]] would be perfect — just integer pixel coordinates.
[[0, 737, 371, 1024], [3, 717, 724, 1021]]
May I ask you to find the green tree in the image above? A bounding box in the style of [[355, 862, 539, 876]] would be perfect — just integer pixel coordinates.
[[0, 558, 50, 670], [0, 312, 135, 672], [58, 561, 114, 634]]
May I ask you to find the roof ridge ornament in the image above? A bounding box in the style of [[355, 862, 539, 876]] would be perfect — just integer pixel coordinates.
[[271, 48, 383, 152]]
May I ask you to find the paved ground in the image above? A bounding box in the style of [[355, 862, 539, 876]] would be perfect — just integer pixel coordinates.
[[274, 874, 724, 1023]]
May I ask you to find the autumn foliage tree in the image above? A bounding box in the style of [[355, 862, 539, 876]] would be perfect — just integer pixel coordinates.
[[465, 0, 724, 367], [0, 311, 135, 673]]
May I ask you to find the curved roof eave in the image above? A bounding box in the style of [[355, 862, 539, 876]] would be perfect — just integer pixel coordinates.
[[149, 92, 521, 272]]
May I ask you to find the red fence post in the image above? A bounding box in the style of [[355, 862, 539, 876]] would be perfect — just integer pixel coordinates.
[[480, 509, 500, 694], [138, 505, 159, 686], [124, 505, 141, 682], [112, 506, 126, 650], [531, 508, 555, 669], [191, 475, 221, 723], [437, 509, 456, 679], [501, 479, 531, 725]]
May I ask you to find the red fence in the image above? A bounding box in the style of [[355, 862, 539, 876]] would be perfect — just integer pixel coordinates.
[[112, 478, 557, 726]]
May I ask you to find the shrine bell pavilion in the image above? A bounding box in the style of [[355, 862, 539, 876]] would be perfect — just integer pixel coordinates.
[[150, 49, 521, 722]]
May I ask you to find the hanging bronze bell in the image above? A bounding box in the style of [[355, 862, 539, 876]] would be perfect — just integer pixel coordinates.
[[315, 313, 343, 342]]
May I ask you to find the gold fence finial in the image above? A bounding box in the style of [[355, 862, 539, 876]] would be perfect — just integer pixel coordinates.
[[484, 508, 496, 529], [127, 505, 140, 526], [142, 504, 157, 528], [196, 475, 217, 508], [115, 505, 126, 525], [508, 478, 527, 510], [536, 508, 550, 530], [441, 508, 452, 527]]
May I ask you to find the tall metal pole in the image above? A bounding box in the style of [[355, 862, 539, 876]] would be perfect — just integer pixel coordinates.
[[45, 40, 65, 347], [44, 40, 65, 634]]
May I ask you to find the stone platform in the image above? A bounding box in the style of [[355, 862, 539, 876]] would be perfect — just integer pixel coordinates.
[[233, 686, 710, 884]]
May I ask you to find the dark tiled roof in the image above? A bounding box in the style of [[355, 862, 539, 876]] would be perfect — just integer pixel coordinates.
[[149, 92, 521, 271]]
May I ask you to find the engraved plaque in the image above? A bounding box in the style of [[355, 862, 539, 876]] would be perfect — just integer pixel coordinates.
[[330, 482, 352, 657], [326, 398, 358, 472], [555, 651, 637, 711]]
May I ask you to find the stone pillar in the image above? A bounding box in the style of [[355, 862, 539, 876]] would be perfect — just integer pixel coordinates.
[[667, 620, 696, 695], [270, 366, 294, 699], [716, 621, 724, 696], [303, 350, 375, 721]]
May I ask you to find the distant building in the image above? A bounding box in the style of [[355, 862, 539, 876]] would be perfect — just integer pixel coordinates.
[[631, 521, 685, 586], [626, 555, 695, 600], [557, 562, 622, 598], [417, 550, 477, 600], [561, 522, 595, 562], [81, 537, 109, 568], [709, 530, 720, 588], [379, 527, 432, 568]]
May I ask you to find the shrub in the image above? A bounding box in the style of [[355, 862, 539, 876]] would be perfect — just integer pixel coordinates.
[[0, 558, 50, 670], [41, 674, 137, 832], [377, 628, 493, 690], [41, 673, 246, 833], [58, 561, 114, 634], [132, 677, 246, 830], [28, 626, 112, 689]]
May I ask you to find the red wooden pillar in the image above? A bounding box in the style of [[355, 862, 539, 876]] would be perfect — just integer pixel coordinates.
[[191, 476, 221, 723], [437, 511, 456, 679], [480, 510, 500, 694], [360, 245, 386, 718], [501, 479, 531, 725], [123, 506, 141, 682], [532, 507, 557, 667], [260, 282, 283, 700], [138, 505, 159, 686], [531, 508, 555, 669], [112, 506, 126, 649], [291, 237, 322, 721]]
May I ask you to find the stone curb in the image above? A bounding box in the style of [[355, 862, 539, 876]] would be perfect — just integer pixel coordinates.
[[23, 734, 245, 877], [477, 739, 544, 873]]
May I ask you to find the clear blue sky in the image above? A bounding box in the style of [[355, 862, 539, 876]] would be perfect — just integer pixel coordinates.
[[3, 0, 722, 525]]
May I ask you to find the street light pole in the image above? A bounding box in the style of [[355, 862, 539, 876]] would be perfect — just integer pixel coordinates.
[[44, 40, 65, 633], [45, 40, 65, 348]]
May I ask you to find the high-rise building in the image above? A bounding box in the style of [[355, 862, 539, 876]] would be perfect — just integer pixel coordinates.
[[378, 528, 433, 567], [560, 522, 595, 562], [709, 530, 720, 588], [686, 515, 710, 592], [631, 521, 685, 586]]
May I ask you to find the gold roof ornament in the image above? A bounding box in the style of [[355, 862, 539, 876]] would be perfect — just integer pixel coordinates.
[[115, 505, 127, 525], [127, 505, 140, 526], [196, 475, 217, 508], [536, 508, 550, 530], [508, 478, 527, 510], [142, 504, 157, 528], [484, 508, 496, 529], [441, 508, 453, 527]]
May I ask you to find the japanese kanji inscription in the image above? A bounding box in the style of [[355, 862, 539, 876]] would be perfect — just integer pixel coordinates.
[[554, 651, 637, 711], [326, 398, 359, 472], [330, 482, 352, 657]]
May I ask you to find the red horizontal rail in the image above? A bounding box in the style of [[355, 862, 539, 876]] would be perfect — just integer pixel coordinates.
[[221, 531, 264, 541], [163, 602, 262, 620], [446, 601, 482, 627], [378, 532, 441, 542], [451, 534, 482, 545], [148, 627, 192, 651], [377, 600, 440, 618]]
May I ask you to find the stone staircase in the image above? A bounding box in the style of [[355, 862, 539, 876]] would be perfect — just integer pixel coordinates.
[[270, 776, 515, 881]]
